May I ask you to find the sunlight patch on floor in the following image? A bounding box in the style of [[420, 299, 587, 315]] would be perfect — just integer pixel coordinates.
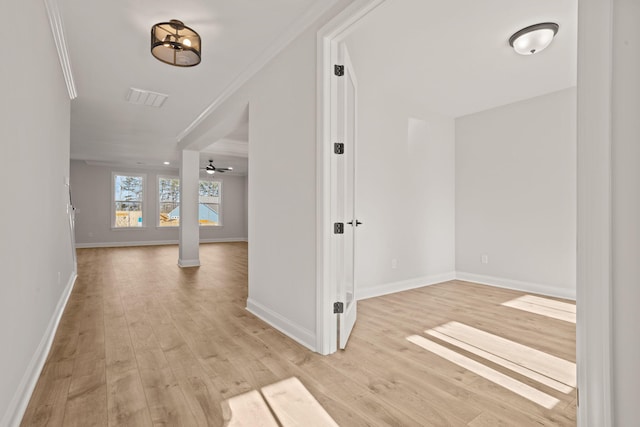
[[406, 320, 577, 409], [502, 295, 576, 323], [223, 390, 279, 427], [406, 335, 561, 409], [223, 377, 339, 427], [430, 321, 576, 387], [424, 329, 573, 393]]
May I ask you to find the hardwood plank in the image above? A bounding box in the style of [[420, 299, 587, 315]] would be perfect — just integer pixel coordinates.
[[407, 335, 560, 409], [222, 390, 279, 427], [135, 348, 197, 426], [20, 376, 71, 427], [431, 321, 576, 387], [260, 377, 338, 427], [62, 356, 108, 426], [20, 243, 576, 426], [502, 297, 576, 323]]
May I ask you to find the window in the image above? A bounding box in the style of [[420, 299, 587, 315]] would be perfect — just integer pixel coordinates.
[[113, 173, 145, 228], [158, 177, 180, 227], [199, 180, 222, 226]]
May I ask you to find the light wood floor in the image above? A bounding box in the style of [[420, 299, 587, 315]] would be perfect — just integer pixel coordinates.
[[21, 243, 576, 426]]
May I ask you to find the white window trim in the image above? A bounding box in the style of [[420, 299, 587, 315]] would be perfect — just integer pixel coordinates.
[[157, 175, 180, 228], [111, 171, 147, 229], [199, 178, 223, 227]]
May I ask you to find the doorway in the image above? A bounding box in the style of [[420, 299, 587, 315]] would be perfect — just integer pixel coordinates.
[[316, 0, 588, 419]]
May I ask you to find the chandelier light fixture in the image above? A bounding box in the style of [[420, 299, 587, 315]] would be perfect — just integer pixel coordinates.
[[509, 23, 559, 55], [151, 19, 201, 67]]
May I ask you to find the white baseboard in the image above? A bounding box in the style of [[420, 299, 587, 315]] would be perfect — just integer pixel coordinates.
[[178, 258, 201, 268], [76, 239, 178, 248], [200, 238, 248, 244], [246, 299, 316, 352], [455, 272, 576, 300], [2, 272, 78, 427], [76, 237, 248, 248], [356, 272, 457, 301]]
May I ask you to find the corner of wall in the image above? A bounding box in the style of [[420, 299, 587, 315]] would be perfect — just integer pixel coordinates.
[[246, 299, 317, 352], [455, 272, 576, 300], [356, 272, 457, 301]]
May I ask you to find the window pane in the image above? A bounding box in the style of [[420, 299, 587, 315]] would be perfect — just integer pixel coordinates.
[[199, 180, 221, 226], [159, 177, 180, 227], [114, 174, 144, 228], [114, 202, 143, 227], [115, 175, 143, 201]]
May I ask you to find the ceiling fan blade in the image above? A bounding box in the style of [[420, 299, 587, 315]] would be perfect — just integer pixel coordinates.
[[217, 168, 233, 172]]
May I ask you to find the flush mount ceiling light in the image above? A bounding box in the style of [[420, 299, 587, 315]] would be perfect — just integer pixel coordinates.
[[151, 19, 201, 67], [509, 22, 559, 55]]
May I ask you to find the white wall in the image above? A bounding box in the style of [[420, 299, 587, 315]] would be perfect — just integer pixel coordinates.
[[244, 26, 326, 349], [70, 160, 247, 247], [166, 0, 356, 351], [611, 0, 640, 423], [0, 1, 76, 425], [341, 76, 456, 298], [455, 88, 577, 298]]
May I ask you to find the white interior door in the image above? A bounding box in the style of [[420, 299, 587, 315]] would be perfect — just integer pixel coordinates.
[[334, 42, 358, 349]]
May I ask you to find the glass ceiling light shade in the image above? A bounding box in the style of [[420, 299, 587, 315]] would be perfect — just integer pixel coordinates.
[[509, 23, 559, 55], [151, 20, 201, 67]]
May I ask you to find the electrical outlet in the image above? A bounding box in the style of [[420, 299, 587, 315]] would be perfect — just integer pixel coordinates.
[[481, 254, 489, 264], [391, 259, 398, 269]]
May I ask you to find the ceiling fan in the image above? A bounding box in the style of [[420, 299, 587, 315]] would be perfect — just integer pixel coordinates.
[[201, 159, 233, 175]]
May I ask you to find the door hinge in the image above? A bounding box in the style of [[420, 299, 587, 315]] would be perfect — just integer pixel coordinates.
[[334, 142, 344, 154], [334, 64, 344, 76], [333, 302, 344, 314], [334, 222, 344, 234]]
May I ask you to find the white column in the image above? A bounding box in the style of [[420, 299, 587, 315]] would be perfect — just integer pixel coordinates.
[[611, 1, 640, 425], [178, 149, 200, 267], [577, 0, 613, 425]]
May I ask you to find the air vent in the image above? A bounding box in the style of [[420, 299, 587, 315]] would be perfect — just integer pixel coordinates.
[[126, 87, 168, 108]]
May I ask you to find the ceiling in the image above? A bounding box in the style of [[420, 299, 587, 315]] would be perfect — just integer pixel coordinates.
[[60, 0, 333, 171], [61, 0, 576, 173], [345, 0, 577, 118]]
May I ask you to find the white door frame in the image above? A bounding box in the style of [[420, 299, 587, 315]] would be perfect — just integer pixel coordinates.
[[315, 0, 386, 356], [315, 0, 613, 425]]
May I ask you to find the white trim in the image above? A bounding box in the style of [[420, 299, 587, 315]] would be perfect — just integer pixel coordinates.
[[357, 272, 456, 301], [315, 0, 389, 355], [246, 299, 316, 352], [576, 0, 614, 424], [200, 237, 248, 244], [178, 258, 201, 268], [112, 172, 147, 229], [198, 178, 223, 227], [43, 0, 77, 99], [157, 175, 180, 228], [1, 272, 77, 427], [176, 0, 340, 142], [315, 23, 333, 356], [76, 240, 178, 248], [75, 237, 247, 249], [455, 272, 576, 301]]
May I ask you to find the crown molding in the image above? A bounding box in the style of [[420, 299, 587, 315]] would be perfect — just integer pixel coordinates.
[[176, 0, 340, 143], [44, 0, 78, 99]]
